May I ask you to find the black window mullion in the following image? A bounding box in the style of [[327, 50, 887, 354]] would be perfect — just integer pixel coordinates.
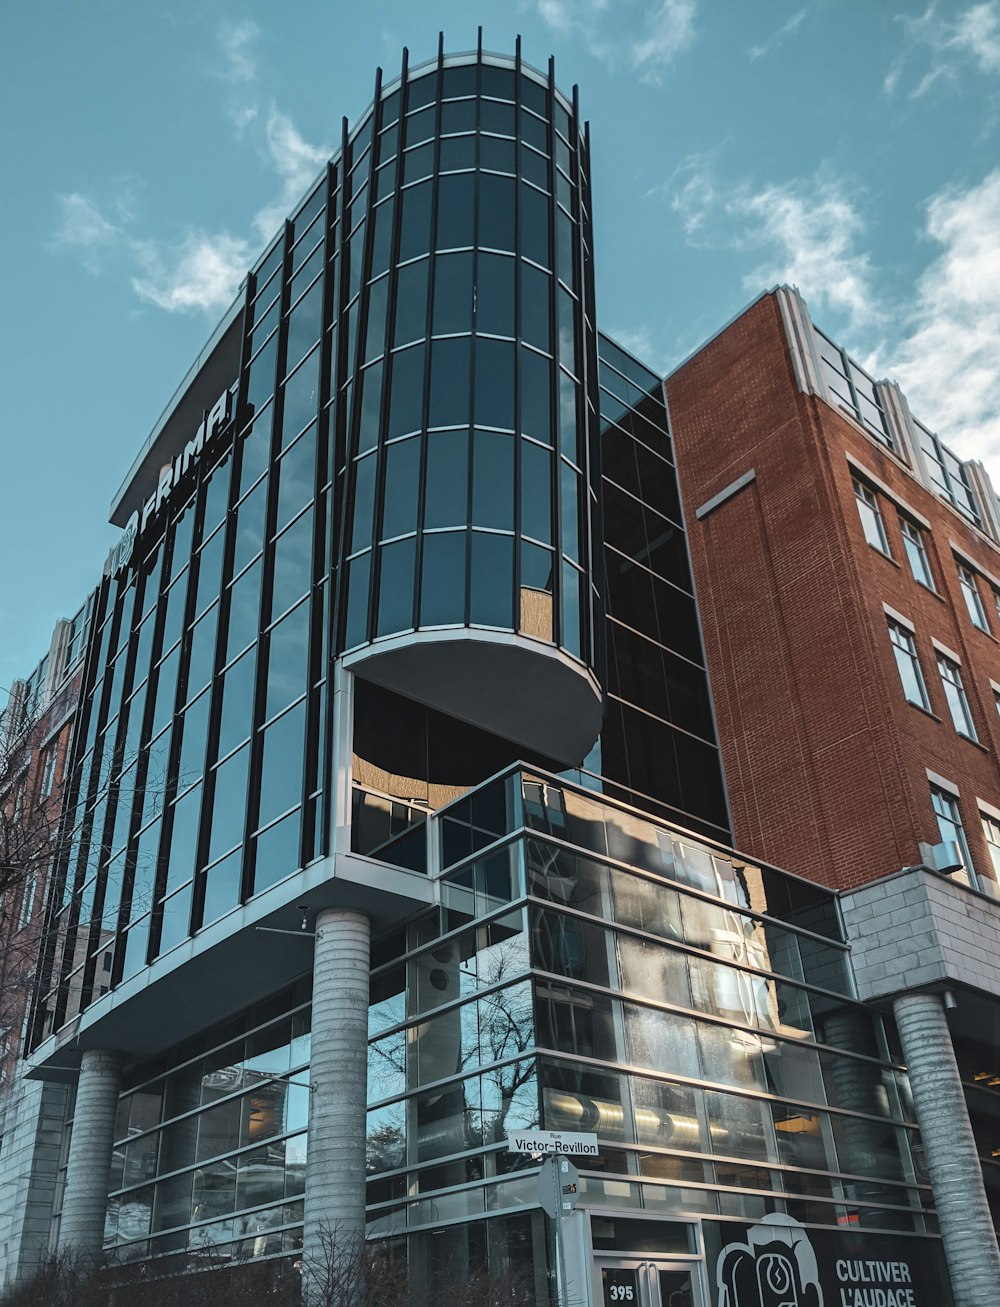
[[412, 42, 438, 634]]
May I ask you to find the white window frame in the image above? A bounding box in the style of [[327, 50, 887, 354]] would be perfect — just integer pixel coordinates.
[[887, 619, 930, 710], [957, 563, 989, 632], [852, 478, 890, 555], [936, 652, 978, 740], [930, 783, 977, 887], [899, 518, 934, 590]]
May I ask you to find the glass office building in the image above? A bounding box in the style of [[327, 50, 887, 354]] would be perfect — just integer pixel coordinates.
[[25, 42, 952, 1307]]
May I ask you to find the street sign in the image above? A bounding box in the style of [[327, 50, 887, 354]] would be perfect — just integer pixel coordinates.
[[507, 1129, 598, 1155], [538, 1157, 581, 1218]]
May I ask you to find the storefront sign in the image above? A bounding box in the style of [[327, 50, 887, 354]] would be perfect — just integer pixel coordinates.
[[114, 388, 233, 575], [507, 1129, 599, 1155], [704, 1216, 953, 1307]]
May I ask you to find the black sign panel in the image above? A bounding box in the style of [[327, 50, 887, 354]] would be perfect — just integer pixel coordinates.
[[601, 1266, 640, 1306], [702, 1217, 953, 1307]]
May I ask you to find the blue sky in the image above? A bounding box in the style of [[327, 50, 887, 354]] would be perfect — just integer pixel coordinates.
[[3, 0, 1000, 691]]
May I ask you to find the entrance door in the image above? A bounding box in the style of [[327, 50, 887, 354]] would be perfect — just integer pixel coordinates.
[[597, 1259, 701, 1307]]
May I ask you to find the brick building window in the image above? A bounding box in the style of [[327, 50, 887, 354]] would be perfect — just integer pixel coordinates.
[[981, 812, 1000, 881], [936, 652, 978, 740], [930, 785, 975, 883], [852, 479, 890, 554], [957, 563, 988, 631], [899, 518, 934, 590], [887, 620, 930, 710], [38, 746, 58, 799]]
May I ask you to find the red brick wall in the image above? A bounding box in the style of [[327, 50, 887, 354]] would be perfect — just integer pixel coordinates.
[[667, 292, 1000, 890]]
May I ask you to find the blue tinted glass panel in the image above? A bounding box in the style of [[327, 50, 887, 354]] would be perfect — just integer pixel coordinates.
[[470, 532, 513, 628], [226, 560, 261, 661], [388, 345, 426, 438], [382, 437, 421, 539], [177, 690, 209, 793], [195, 528, 224, 619], [478, 175, 515, 252], [433, 252, 474, 335], [270, 510, 313, 620], [421, 531, 466, 627], [398, 182, 432, 261], [352, 454, 377, 552], [521, 442, 552, 544], [258, 703, 306, 829], [209, 743, 249, 863], [472, 431, 514, 530], [365, 276, 388, 362], [358, 361, 383, 455], [437, 174, 476, 250], [280, 347, 320, 447], [393, 258, 429, 346], [377, 538, 416, 636], [185, 606, 218, 705], [476, 254, 515, 336], [520, 186, 549, 266], [165, 785, 202, 895], [561, 463, 580, 563], [218, 651, 256, 759], [238, 413, 272, 496], [343, 552, 371, 648], [371, 199, 395, 277], [520, 263, 550, 351], [562, 562, 582, 657], [265, 600, 310, 720], [254, 808, 303, 894], [233, 480, 267, 575], [286, 279, 323, 371], [474, 339, 514, 429], [520, 348, 552, 443], [424, 430, 469, 529], [202, 848, 243, 926], [276, 429, 317, 532], [430, 338, 471, 427]]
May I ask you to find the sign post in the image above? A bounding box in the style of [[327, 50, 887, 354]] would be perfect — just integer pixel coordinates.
[[508, 1131, 597, 1307]]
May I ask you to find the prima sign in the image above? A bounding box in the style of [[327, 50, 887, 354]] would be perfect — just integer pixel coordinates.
[[114, 389, 233, 575]]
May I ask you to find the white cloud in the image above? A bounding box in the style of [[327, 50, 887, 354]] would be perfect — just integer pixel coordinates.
[[748, 6, 809, 61], [669, 159, 879, 336], [885, 1, 1000, 97], [131, 231, 250, 313], [886, 170, 1000, 465], [53, 193, 121, 249], [630, 0, 697, 82], [218, 19, 259, 83], [530, 0, 695, 79], [51, 87, 329, 315], [251, 108, 331, 243]]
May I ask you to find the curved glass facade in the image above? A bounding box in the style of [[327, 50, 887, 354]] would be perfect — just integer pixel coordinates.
[[336, 54, 601, 672]]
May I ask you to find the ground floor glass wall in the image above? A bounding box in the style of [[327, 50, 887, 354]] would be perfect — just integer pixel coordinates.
[[59, 772, 936, 1277]]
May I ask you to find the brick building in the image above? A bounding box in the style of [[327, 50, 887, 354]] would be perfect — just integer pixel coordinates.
[[667, 285, 1000, 1299], [0, 605, 91, 1287]]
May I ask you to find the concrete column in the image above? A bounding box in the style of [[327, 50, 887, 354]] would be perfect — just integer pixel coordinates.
[[893, 993, 1000, 1304], [58, 1048, 122, 1259], [302, 908, 371, 1300]]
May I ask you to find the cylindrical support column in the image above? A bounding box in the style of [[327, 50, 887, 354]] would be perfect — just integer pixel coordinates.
[[893, 993, 1000, 1304], [58, 1047, 123, 1258], [302, 908, 371, 1299]]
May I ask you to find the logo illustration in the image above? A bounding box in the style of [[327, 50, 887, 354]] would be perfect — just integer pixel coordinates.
[[716, 1214, 823, 1307], [114, 510, 140, 576]]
